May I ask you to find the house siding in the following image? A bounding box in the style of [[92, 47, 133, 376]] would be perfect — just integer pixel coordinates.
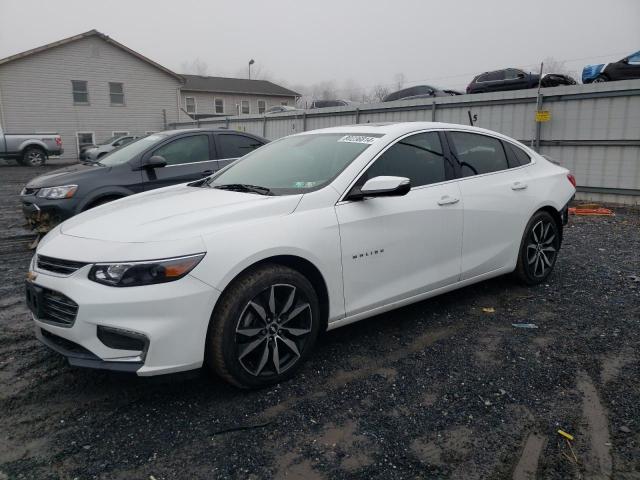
[[179, 91, 295, 119], [0, 36, 182, 159]]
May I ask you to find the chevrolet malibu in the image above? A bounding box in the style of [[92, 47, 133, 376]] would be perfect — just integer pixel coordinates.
[[26, 122, 576, 388]]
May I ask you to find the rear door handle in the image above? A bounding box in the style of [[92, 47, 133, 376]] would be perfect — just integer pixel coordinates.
[[511, 181, 528, 190], [201, 170, 214, 177], [437, 195, 460, 206]]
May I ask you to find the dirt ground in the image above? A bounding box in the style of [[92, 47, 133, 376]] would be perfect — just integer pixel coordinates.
[[1, 164, 639, 480]]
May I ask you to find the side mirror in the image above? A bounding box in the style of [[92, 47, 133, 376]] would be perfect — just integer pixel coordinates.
[[140, 155, 167, 169], [348, 176, 411, 200]]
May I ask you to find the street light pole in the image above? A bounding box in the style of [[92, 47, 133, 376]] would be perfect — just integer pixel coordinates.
[[248, 59, 255, 79]]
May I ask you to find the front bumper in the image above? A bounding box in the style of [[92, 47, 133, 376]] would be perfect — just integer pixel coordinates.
[[21, 195, 77, 233], [29, 266, 220, 376]]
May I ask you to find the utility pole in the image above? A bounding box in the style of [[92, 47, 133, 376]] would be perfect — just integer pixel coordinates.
[[532, 62, 544, 151]]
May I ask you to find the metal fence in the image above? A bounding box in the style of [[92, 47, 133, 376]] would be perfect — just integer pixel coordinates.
[[169, 79, 640, 205]]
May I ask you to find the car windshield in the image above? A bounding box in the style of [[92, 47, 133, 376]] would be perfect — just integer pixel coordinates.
[[207, 133, 382, 194], [99, 134, 168, 166]]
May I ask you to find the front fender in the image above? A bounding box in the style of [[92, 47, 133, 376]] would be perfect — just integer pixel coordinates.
[[75, 186, 135, 213]]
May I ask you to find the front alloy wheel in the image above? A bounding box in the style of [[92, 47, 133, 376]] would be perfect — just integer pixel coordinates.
[[207, 264, 320, 388], [236, 284, 312, 377]]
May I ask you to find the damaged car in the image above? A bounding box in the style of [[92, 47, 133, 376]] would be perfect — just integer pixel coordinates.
[[20, 128, 267, 234]]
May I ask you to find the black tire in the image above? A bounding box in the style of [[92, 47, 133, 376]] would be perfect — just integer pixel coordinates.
[[83, 196, 122, 211], [20, 147, 47, 167], [206, 264, 321, 389], [592, 75, 608, 83], [515, 211, 561, 285]]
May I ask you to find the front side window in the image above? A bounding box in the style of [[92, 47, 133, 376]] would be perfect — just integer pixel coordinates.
[[360, 132, 446, 188], [114, 136, 134, 147], [185, 97, 196, 114], [449, 131, 509, 176], [208, 133, 381, 195], [153, 134, 210, 165], [241, 100, 250, 114], [109, 82, 125, 105], [71, 80, 89, 104], [99, 134, 168, 166], [214, 98, 224, 114], [257, 100, 266, 114], [217, 134, 264, 159]]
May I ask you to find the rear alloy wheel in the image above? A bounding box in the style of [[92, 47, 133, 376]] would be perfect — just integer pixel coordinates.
[[515, 211, 560, 285], [21, 147, 47, 167], [207, 265, 320, 388]]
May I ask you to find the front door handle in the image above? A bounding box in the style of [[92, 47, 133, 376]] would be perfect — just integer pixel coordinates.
[[437, 195, 460, 206], [201, 170, 214, 177], [511, 181, 528, 191]]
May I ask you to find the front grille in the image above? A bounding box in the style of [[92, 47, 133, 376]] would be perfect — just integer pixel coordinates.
[[41, 329, 96, 358], [40, 288, 79, 326], [37, 255, 87, 275]]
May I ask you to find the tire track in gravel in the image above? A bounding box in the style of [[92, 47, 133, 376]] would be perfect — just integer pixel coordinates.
[[578, 373, 613, 480]]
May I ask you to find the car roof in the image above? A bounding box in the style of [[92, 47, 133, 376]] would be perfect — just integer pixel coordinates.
[[296, 122, 513, 140], [158, 128, 258, 135]]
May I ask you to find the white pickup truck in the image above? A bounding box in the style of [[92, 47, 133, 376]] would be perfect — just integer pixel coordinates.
[[0, 129, 63, 166]]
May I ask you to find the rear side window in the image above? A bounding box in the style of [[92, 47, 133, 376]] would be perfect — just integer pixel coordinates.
[[449, 132, 509, 176], [361, 132, 446, 188], [217, 134, 263, 159], [481, 71, 504, 82], [153, 135, 210, 165], [504, 142, 531, 166]]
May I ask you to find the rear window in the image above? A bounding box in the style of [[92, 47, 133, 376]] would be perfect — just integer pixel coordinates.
[[504, 142, 532, 166]]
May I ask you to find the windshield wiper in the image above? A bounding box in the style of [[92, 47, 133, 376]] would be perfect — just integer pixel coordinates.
[[212, 183, 273, 196]]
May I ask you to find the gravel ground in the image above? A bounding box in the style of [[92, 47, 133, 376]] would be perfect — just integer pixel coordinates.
[[1, 164, 639, 480]]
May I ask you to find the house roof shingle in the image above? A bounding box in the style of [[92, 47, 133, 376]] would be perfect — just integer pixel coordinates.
[[181, 74, 299, 97]]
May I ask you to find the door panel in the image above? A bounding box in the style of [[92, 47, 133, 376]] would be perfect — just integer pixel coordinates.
[[336, 131, 462, 316], [447, 131, 534, 279], [337, 183, 463, 316]]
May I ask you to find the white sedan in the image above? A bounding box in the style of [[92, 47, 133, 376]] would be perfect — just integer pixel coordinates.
[[26, 122, 575, 388]]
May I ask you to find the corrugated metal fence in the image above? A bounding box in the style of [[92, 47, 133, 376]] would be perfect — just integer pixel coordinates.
[[169, 79, 640, 205]]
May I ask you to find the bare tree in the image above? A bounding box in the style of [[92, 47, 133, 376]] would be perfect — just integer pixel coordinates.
[[180, 58, 209, 76], [371, 84, 390, 102], [341, 78, 363, 101], [394, 73, 406, 91]]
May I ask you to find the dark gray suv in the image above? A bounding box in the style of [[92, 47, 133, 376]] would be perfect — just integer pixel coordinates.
[[21, 128, 267, 232]]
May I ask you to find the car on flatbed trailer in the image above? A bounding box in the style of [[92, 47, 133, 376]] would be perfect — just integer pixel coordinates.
[[0, 129, 63, 166]]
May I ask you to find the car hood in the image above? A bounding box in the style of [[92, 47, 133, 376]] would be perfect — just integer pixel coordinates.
[[25, 163, 107, 188], [59, 184, 302, 242]]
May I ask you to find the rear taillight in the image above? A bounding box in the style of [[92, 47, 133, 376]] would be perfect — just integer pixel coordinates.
[[55, 137, 62, 146], [567, 173, 576, 188]]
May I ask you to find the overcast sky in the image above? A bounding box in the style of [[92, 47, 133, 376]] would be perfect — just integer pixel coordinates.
[[1, 0, 638, 92]]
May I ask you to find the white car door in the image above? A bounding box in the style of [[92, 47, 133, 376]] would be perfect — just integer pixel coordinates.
[[446, 130, 534, 280], [335, 131, 463, 317]]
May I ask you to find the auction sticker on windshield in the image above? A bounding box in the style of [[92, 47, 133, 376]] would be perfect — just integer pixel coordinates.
[[338, 135, 378, 144]]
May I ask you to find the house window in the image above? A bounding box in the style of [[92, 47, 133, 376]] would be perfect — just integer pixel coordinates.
[[281, 101, 288, 106], [109, 82, 125, 105], [257, 100, 266, 114], [241, 100, 250, 114], [112, 131, 129, 137], [71, 80, 89, 104], [214, 98, 224, 114], [185, 97, 196, 114], [76, 132, 95, 154]]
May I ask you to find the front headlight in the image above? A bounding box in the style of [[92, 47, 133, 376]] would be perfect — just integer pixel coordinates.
[[88, 253, 205, 287], [37, 185, 78, 199]]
